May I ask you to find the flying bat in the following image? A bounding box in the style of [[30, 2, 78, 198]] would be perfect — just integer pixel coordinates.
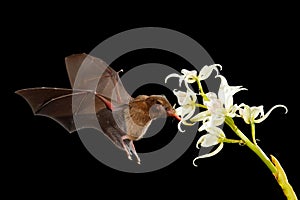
[[15, 53, 180, 164]]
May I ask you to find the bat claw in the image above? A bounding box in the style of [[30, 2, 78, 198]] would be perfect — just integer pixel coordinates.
[[121, 135, 141, 164]]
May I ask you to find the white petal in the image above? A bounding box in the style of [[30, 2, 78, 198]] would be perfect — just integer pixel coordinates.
[[224, 86, 247, 109], [175, 107, 183, 116], [199, 64, 222, 80], [240, 105, 251, 124], [206, 126, 225, 137], [216, 75, 228, 105], [181, 69, 197, 77], [182, 120, 196, 126], [182, 105, 196, 120], [196, 134, 219, 148], [210, 114, 225, 127], [173, 90, 188, 105], [177, 119, 195, 132], [204, 92, 222, 111], [254, 105, 288, 123], [177, 120, 186, 132], [250, 106, 264, 120], [198, 122, 208, 132], [198, 118, 210, 132], [205, 92, 218, 103], [165, 73, 181, 83], [228, 104, 240, 118], [190, 90, 197, 102], [190, 110, 210, 122], [193, 143, 224, 166], [216, 75, 247, 108], [184, 79, 196, 94], [196, 126, 225, 147]]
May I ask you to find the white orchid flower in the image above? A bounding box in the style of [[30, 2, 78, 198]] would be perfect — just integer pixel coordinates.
[[165, 69, 197, 87], [216, 75, 247, 113], [165, 64, 222, 86], [193, 126, 226, 166], [173, 89, 198, 132], [190, 75, 247, 130], [238, 103, 288, 124], [198, 64, 222, 80]]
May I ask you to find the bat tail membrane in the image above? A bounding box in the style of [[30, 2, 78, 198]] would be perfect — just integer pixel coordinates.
[[15, 87, 107, 133]]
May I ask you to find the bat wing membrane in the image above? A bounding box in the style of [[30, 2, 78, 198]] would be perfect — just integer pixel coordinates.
[[65, 53, 132, 106], [16, 88, 106, 133]]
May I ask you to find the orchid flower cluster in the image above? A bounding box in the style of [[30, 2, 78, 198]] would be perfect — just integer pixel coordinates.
[[165, 65, 297, 199]]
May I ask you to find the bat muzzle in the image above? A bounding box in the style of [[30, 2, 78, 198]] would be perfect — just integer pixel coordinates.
[[167, 110, 181, 121]]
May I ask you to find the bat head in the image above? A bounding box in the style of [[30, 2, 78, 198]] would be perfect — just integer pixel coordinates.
[[145, 95, 181, 121]]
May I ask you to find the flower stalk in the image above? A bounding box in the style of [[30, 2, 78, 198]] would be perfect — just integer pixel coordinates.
[[225, 116, 276, 173]]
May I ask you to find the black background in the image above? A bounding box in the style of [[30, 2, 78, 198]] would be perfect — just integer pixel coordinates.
[[4, 4, 299, 199]]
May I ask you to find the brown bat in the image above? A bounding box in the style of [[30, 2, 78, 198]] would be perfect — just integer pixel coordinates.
[[15, 53, 180, 164]]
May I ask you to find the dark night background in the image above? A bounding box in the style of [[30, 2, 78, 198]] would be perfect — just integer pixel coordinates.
[[4, 4, 299, 199]]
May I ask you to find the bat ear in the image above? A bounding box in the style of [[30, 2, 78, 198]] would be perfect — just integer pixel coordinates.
[[134, 95, 149, 101], [145, 96, 159, 105]]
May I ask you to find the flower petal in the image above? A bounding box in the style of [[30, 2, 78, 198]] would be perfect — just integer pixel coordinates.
[[177, 119, 195, 132], [181, 69, 197, 77], [198, 118, 210, 132], [250, 106, 264, 120], [228, 104, 241, 118], [210, 114, 225, 127], [193, 143, 224, 166], [175, 107, 183, 116], [225, 86, 247, 109], [184, 79, 196, 94], [216, 75, 228, 105], [177, 120, 186, 132], [173, 90, 188, 105], [199, 64, 222, 80], [165, 73, 181, 84], [176, 106, 193, 120], [254, 105, 288, 123], [206, 126, 225, 137], [182, 105, 196, 121], [190, 110, 210, 122], [216, 75, 247, 109], [196, 126, 225, 147], [196, 134, 219, 148], [239, 104, 251, 124], [182, 120, 196, 126]]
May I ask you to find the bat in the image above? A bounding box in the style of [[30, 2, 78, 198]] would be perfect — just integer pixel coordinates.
[[15, 53, 180, 164]]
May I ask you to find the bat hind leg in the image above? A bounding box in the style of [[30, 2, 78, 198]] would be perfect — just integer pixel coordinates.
[[121, 139, 133, 161], [121, 135, 141, 164]]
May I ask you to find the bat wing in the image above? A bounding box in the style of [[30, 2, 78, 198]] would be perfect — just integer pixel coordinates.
[[15, 88, 106, 133], [65, 53, 133, 107]]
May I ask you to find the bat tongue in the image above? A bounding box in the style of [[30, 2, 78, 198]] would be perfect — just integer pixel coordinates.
[[167, 110, 181, 121]]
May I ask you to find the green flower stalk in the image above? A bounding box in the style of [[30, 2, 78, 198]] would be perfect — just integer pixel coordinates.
[[165, 65, 297, 200]]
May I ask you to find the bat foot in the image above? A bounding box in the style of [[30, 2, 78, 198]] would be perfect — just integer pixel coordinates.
[[127, 155, 132, 160], [129, 141, 141, 164], [121, 135, 141, 164]]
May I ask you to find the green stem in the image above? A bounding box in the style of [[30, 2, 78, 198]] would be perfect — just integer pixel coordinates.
[[225, 116, 277, 173], [222, 138, 244, 145], [251, 122, 257, 145], [195, 103, 207, 109], [225, 116, 297, 199], [196, 79, 209, 101]]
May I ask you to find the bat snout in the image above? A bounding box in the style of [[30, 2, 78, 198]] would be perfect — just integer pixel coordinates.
[[167, 109, 181, 121]]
